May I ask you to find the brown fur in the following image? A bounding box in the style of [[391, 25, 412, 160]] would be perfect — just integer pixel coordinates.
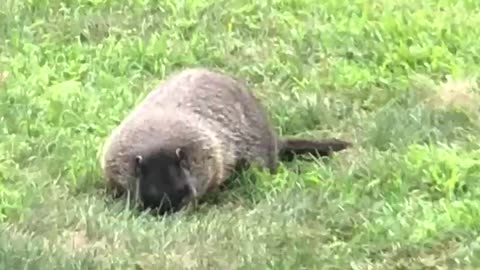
[[100, 67, 351, 210]]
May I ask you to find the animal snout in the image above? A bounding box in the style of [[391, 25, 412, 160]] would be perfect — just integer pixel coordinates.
[[140, 183, 193, 214]]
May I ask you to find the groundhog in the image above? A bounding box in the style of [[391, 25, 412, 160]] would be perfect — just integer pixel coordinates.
[[100, 67, 351, 215]]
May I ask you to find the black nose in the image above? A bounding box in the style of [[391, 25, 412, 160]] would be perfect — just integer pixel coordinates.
[[140, 184, 192, 214]]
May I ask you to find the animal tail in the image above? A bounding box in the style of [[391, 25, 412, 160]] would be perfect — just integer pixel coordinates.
[[278, 137, 352, 161]]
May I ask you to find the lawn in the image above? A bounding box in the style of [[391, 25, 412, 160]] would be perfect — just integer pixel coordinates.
[[1, 0, 480, 269]]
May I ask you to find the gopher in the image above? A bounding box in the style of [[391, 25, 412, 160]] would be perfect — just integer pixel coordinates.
[[100, 67, 351, 215]]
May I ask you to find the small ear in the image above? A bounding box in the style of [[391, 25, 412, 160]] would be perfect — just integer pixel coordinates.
[[175, 148, 186, 161], [134, 155, 143, 176], [175, 147, 190, 169]]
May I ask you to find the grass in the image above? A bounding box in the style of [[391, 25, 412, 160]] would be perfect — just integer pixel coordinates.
[[1, 0, 480, 268]]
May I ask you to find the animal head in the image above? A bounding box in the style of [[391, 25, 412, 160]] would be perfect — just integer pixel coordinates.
[[133, 147, 198, 215]]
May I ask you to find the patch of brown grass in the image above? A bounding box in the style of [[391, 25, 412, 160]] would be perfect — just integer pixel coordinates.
[[422, 76, 480, 116]]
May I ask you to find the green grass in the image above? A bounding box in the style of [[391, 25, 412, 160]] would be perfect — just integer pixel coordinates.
[[2, 0, 480, 268]]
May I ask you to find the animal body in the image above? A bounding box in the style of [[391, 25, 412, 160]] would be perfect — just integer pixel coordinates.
[[100, 67, 351, 215]]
